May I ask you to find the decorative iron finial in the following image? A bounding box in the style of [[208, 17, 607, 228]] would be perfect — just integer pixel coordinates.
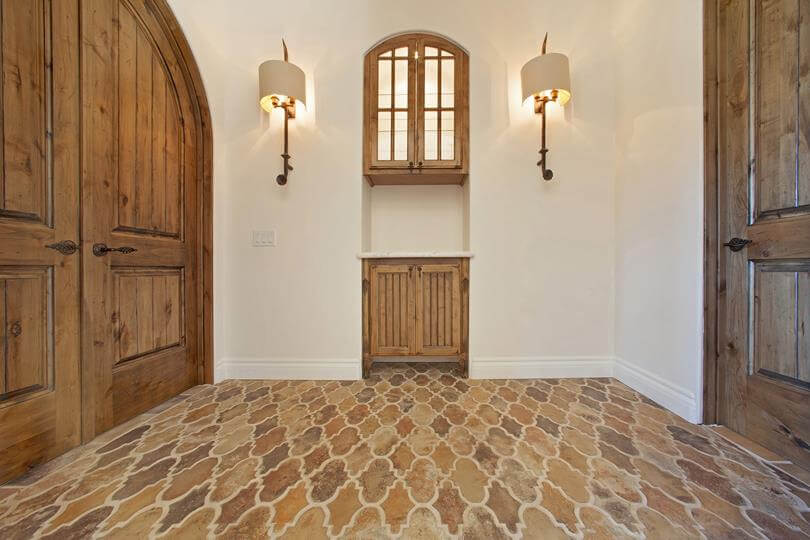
[[541, 32, 548, 55], [282, 38, 289, 62]]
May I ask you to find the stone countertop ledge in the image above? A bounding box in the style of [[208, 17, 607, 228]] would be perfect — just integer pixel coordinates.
[[357, 251, 474, 259]]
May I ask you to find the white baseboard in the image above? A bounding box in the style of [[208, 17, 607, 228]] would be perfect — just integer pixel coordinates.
[[471, 356, 614, 380], [213, 360, 228, 383], [223, 357, 360, 380], [613, 356, 699, 423]]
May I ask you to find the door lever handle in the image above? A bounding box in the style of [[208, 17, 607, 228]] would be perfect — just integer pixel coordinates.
[[93, 243, 137, 257], [723, 238, 751, 252]]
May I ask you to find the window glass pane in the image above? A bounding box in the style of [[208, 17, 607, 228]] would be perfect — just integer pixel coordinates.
[[424, 111, 438, 160], [394, 59, 408, 109], [380, 50, 392, 57], [394, 111, 408, 161], [378, 58, 391, 108], [425, 59, 438, 108], [377, 111, 391, 160], [425, 46, 438, 57], [441, 110, 454, 160], [394, 46, 408, 57], [441, 59, 454, 108], [441, 49, 453, 57]]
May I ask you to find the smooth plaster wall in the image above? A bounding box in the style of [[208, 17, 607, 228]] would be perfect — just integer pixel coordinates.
[[169, 0, 703, 420], [613, 0, 704, 421]]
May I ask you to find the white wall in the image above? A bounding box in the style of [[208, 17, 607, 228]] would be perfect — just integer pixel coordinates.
[[169, 0, 704, 421], [613, 0, 704, 422]]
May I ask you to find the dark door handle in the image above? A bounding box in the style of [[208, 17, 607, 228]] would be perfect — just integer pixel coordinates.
[[93, 243, 137, 256], [45, 240, 78, 255], [723, 238, 751, 252]]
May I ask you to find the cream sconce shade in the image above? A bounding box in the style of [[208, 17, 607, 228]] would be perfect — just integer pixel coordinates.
[[259, 60, 306, 113], [258, 40, 306, 185], [520, 34, 571, 181]]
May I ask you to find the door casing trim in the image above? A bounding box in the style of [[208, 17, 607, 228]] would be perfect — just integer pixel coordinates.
[[703, 0, 719, 424]]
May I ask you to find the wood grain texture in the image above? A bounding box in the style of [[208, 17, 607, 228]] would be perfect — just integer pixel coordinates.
[[117, 7, 183, 238], [3, 271, 47, 395], [754, 265, 798, 378], [713, 0, 810, 468], [115, 270, 183, 364], [703, 0, 719, 423], [370, 264, 412, 355], [363, 33, 469, 186], [756, 0, 800, 216], [417, 264, 460, 354], [716, 0, 750, 432], [146, 0, 214, 386], [799, 271, 810, 382], [800, 0, 810, 207], [364, 258, 468, 376], [82, 0, 207, 438], [0, 0, 81, 484], [1, 0, 47, 220]]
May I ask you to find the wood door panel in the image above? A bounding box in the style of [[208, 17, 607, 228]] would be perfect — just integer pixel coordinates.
[[1, 0, 49, 222], [370, 264, 414, 355], [755, 0, 803, 217], [112, 345, 191, 425], [117, 3, 184, 238], [0, 267, 53, 401], [1, 268, 50, 399], [417, 264, 460, 355], [115, 268, 183, 364], [753, 262, 810, 383]]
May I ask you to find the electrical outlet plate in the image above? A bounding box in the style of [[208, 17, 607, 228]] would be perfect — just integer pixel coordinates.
[[252, 230, 276, 247]]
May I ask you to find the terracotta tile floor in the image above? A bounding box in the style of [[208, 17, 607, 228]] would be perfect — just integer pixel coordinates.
[[1, 363, 810, 539]]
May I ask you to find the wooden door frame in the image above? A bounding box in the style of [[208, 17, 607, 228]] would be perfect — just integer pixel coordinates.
[[703, 0, 719, 424], [151, 0, 214, 387]]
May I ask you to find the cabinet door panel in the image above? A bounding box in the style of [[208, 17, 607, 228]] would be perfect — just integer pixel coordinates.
[[416, 264, 460, 355], [370, 264, 414, 355]]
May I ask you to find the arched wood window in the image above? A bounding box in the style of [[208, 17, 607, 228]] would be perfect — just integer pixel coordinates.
[[363, 33, 469, 185]]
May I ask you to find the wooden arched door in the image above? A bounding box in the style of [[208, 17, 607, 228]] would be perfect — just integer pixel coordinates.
[[81, 0, 212, 439], [0, 0, 211, 483]]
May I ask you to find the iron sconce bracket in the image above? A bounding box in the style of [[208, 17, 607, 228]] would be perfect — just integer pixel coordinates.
[[271, 96, 296, 186], [535, 94, 555, 181]]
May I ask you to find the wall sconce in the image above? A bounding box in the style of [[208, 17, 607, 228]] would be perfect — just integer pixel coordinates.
[[259, 40, 306, 185], [520, 34, 571, 181]]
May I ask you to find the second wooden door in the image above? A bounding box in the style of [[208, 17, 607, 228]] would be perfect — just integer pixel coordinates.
[[81, 0, 201, 438], [713, 0, 810, 468]]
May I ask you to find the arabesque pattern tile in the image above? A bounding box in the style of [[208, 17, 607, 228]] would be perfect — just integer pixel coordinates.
[[1, 363, 809, 538]]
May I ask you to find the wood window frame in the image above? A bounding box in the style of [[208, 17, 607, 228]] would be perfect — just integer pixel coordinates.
[[416, 38, 464, 169], [365, 35, 417, 170], [363, 32, 469, 185]]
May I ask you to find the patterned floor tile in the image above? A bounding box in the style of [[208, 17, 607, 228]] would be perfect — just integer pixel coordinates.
[[1, 363, 809, 539]]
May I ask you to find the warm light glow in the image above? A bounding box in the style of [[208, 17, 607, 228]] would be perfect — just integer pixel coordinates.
[[260, 94, 290, 113], [535, 88, 571, 107]]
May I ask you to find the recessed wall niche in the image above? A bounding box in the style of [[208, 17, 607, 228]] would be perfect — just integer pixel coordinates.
[[360, 31, 471, 254], [361, 182, 470, 253]]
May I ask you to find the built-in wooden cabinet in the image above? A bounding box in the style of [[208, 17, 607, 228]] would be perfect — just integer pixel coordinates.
[[362, 258, 469, 377], [363, 33, 469, 185]]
